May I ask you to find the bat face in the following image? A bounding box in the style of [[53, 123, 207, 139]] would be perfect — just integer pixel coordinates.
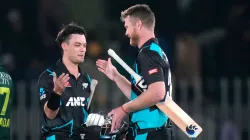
[[186, 124, 200, 138], [158, 96, 203, 139], [87, 79, 98, 110]]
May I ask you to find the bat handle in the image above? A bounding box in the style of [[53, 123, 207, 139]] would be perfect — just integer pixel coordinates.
[[108, 49, 141, 81]]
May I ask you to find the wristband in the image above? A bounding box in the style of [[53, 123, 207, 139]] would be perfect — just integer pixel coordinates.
[[121, 105, 128, 114], [47, 92, 61, 110]]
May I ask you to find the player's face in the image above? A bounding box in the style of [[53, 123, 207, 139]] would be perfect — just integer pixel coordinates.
[[124, 17, 139, 47], [63, 34, 87, 64]]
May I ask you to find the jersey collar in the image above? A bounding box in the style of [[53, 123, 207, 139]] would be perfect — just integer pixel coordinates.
[[138, 38, 159, 52], [56, 58, 83, 77]]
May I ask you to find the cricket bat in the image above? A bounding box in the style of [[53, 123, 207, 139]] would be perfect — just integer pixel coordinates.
[[108, 49, 203, 139], [87, 79, 98, 110]]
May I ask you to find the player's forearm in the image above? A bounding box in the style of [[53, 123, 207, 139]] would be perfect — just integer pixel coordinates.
[[44, 102, 59, 119], [113, 73, 131, 99], [43, 92, 61, 119], [123, 82, 165, 113], [122, 90, 160, 113]]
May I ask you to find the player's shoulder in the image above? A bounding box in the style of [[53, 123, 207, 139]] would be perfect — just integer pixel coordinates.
[[139, 42, 163, 59], [38, 64, 58, 81]]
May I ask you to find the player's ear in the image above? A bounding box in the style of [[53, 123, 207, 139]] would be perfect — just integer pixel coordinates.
[[137, 20, 143, 30], [61, 42, 67, 52]]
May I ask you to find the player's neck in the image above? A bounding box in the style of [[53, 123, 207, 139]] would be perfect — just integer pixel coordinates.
[[62, 57, 79, 78], [138, 31, 155, 49]]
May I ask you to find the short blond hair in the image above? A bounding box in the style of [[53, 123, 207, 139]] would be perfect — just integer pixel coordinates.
[[120, 4, 155, 29]]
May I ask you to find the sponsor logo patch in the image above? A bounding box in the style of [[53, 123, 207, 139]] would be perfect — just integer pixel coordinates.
[[148, 68, 158, 75]]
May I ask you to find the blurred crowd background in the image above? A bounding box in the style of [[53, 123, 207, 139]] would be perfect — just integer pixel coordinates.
[[0, 0, 250, 140]]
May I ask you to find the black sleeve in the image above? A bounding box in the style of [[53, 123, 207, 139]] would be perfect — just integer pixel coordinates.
[[138, 50, 166, 85], [37, 72, 54, 108]]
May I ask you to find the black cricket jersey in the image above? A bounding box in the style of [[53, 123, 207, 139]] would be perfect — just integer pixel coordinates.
[[129, 38, 172, 129], [37, 59, 92, 138]]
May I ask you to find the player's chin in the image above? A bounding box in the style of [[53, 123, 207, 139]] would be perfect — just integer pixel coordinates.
[[76, 58, 84, 63], [129, 40, 137, 47], [130, 44, 137, 47]]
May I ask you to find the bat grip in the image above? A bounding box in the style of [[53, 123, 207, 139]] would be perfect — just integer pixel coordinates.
[[108, 49, 141, 81]]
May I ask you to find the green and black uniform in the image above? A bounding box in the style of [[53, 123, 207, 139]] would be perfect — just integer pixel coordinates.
[[0, 64, 14, 140]]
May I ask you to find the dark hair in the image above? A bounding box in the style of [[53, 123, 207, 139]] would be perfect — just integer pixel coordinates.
[[120, 4, 155, 29], [56, 22, 86, 46]]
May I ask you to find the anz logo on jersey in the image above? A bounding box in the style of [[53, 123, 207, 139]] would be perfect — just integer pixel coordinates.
[[66, 97, 86, 107]]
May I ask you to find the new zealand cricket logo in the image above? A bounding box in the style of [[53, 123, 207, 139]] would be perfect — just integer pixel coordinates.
[[186, 124, 198, 135]]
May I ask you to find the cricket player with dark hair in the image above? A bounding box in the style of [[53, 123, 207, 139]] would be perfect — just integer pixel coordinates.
[[96, 4, 175, 140], [37, 23, 106, 140], [0, 64, 14, 140]]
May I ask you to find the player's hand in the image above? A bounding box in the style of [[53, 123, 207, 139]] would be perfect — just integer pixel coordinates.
[[108, 106, 128, 133], [53, 72, 70, 95], [96, 58, 119, 81]]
